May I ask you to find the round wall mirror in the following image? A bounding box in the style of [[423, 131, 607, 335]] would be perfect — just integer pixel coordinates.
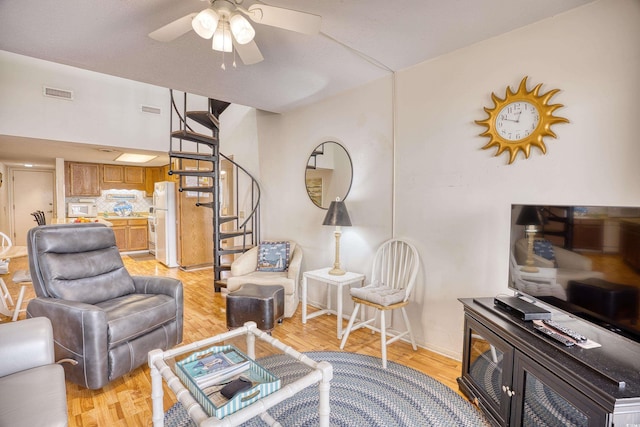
[[305, 141, 353, 209]]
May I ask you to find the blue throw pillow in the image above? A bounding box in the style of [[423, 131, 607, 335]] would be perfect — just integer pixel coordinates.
[[256, 241, 290, 272], [533, 239, 555, 261]]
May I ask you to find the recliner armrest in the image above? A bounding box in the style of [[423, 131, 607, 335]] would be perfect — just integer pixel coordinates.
[[27, 298, 108, 358], [0, 317, 55, 377], [132, 276, 183, 299]]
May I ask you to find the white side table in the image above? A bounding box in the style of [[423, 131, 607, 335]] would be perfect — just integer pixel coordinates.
[[302, 267, 365, 339]]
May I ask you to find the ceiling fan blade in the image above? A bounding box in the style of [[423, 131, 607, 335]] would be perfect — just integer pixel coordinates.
[[148, 13, 197, 42], [234, 39, 264, 65], [247, 4, 321, 35]]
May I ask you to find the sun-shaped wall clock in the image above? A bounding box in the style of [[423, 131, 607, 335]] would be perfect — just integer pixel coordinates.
[[475, 76, 569, 164]]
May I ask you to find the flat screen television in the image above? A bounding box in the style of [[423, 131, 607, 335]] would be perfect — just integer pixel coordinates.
[[509, 204, 640, 343]]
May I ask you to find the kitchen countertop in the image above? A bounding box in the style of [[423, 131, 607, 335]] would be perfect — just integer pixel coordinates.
[[52, 218, 113, 226]]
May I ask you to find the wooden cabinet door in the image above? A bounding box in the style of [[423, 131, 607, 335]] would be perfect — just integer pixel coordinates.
[[103, 165, 124, 183], [109, 220, 127, 251], [67, 162, 100, 196], [127, 219, 148, 250], [124, 167, 144, 185], [145, 167, 164, 196]]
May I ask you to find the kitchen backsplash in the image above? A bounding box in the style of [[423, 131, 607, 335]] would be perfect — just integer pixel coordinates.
[[67, 189, 152, 214]]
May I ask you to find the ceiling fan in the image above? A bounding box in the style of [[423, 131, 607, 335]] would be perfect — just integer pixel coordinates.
[[148, 0, 321, 66]]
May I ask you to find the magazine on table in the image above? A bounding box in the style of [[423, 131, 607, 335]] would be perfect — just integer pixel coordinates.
[[179, 348, 251, 389]]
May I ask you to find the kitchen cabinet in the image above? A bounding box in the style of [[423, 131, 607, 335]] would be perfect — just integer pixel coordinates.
[[109, 218, 148, 252], [65, 162, 101, 197], [145, 166, 165, 196], [458, 298, 640, 426], [101, 165, 145, 191]]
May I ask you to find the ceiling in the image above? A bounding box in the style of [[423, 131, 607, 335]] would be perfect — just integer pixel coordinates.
[[0, 0, 596, 167]]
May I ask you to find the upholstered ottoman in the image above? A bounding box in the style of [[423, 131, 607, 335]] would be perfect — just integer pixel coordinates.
[[226, 284, 285, 333]]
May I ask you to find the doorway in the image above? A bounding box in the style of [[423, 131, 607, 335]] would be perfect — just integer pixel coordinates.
[[11, 168, 55, 245]]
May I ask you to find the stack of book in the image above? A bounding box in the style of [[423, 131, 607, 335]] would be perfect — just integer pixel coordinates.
[[178, 347, 251, 389]]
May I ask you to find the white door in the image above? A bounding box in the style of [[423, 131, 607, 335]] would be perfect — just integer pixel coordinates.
[[11, 169, 55, 245]]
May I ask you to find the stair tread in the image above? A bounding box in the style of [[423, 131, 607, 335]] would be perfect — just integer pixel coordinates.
[[219, 246, 254, 254], [179, 186, 214, 193], [169, 169, 215, 176], [169, 151, 218, 162], [171, 129, 217, 146], [186, 111, 219, 131]]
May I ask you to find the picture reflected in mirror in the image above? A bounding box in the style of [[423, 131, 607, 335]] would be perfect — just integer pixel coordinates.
[[305, 141, 353, 209]]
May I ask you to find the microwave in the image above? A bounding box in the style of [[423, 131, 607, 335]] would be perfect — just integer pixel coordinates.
[[68, 202, 98, 218]]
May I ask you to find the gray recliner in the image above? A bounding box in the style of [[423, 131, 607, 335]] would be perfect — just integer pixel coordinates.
[[26, 223, 183, 390]]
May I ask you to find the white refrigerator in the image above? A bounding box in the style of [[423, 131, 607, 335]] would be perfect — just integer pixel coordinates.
[[153, 181, 178, 268]]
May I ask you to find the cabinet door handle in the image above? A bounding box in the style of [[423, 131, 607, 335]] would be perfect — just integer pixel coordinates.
[[502, 385, 516, 397]]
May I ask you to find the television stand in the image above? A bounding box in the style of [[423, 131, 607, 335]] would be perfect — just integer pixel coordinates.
[[458, 298, 640, 426]]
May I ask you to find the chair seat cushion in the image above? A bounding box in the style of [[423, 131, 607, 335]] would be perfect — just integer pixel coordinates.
[[0, 364, 67, 427], [96, 293, 177, 348], [350, 285, 406, 306]]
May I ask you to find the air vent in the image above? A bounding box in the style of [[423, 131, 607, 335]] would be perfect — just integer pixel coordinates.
[[43, 86, 73, 100], [141, 105, 161, 115]]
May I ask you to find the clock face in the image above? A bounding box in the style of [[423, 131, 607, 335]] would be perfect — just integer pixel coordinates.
[[495, 101, 540, 141]]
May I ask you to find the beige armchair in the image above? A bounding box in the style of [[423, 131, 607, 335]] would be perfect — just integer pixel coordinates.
[[514, 238, 604, 298], [0, 317, 68, 427], [227, 242, 303, 318]]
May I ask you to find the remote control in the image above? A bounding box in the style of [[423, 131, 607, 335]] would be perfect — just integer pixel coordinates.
[[533, 324, 575, 347], [543, 319, 587, 343]]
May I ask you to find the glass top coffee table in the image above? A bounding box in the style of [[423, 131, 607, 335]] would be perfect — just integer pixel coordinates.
[[149, 322, 333, 427]]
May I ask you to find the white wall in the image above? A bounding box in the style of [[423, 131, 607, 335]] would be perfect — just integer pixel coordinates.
[[255, 76, 395, 297], [394, 0, 640, 358], [0, 50, 169, 152]]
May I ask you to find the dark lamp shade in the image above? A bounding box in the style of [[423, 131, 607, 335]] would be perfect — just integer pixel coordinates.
[[516, 206, 543, 226], [322, 201, 352, 227]]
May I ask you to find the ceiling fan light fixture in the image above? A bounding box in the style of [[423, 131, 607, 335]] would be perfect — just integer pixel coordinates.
[[192, 8, 219, 39], [212, 20, 233, 52], [229, 13, 255, 45]]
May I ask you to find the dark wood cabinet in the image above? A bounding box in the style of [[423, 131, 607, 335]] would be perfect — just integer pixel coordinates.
[[621, 220, 640, 271], [459, 298, 640, 426], [572, 219, 604, 251]]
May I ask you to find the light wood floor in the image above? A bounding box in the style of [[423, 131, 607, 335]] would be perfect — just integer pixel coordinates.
[[1, 255, 464, 426]]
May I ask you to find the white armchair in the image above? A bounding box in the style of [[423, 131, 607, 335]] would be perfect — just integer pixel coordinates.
[[226, 241, 303, 318]]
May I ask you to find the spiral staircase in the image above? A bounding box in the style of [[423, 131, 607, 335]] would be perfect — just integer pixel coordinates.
[[168, 90, 260, 291]]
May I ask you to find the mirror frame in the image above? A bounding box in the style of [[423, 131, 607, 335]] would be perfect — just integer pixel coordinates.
[[305, 141, 353, 210]]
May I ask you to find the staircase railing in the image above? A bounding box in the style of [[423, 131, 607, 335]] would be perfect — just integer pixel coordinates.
[[168, 90, 261, 291]]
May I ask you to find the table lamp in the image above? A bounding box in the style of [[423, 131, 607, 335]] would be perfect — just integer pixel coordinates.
[[323, 198, 352, 275], [516, 206, 544, 273]]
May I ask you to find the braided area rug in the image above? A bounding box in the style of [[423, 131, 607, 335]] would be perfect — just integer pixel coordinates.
[[165, 351, 489, 426]]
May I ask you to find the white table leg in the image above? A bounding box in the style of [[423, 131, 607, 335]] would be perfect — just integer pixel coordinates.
[[148, 349, 165, 427], [302, 275, 308, 324], [336, 283, 343, 339]]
